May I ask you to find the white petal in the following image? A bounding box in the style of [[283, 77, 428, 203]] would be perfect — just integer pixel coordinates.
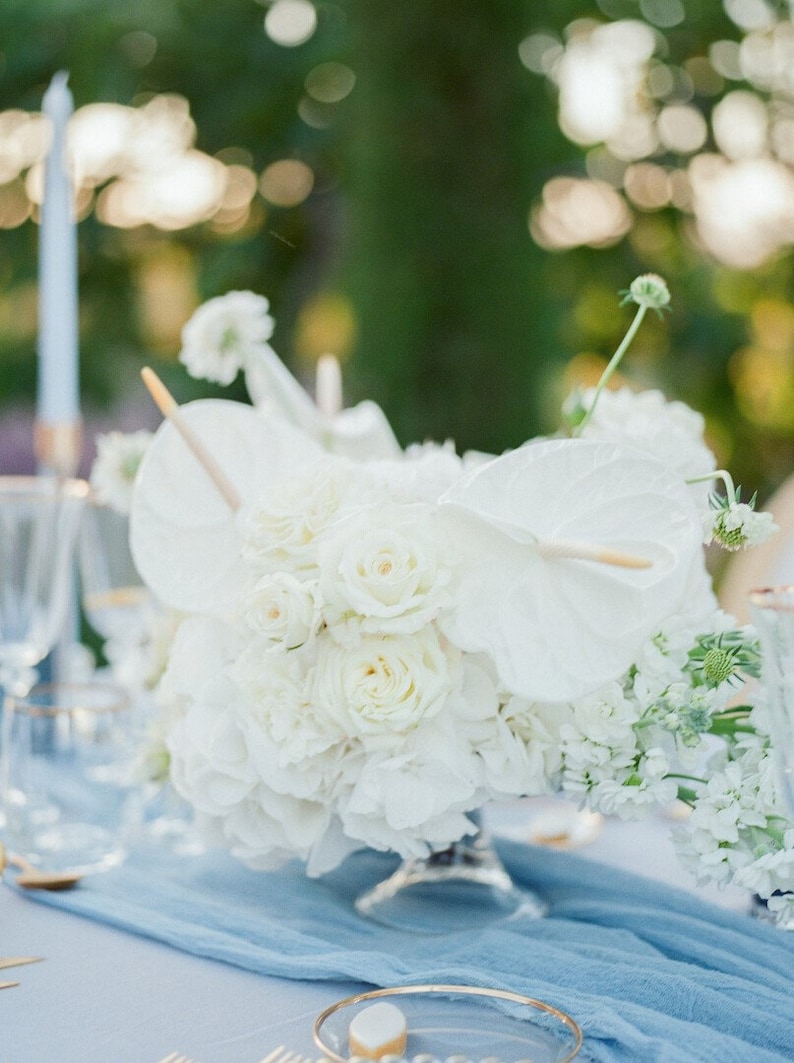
[[130, 399, 323, 613], [438, 437, 703, 702]]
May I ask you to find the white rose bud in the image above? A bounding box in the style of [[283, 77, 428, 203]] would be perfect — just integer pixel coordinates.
[[240, 573, 317, 649]]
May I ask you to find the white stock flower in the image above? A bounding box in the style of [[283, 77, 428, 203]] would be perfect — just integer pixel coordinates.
[[320, 504, 452, 636], [90, 429, 154, 514], [314, 625, 456, 741], [239, 572, 318, 650], [179, 290, 275, 385]]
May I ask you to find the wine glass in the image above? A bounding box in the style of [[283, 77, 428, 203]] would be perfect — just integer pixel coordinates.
[[77, 497, 151, 648], [0, 475, 89, 698]]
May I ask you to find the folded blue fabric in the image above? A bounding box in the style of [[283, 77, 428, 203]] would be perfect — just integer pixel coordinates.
[[22, 838, 794, 1062]]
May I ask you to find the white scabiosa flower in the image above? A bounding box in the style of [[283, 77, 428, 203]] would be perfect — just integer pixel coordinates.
[[707, 500, 779, 551], [623, 272, 671, 312], [90, 429, 154, 514], [179, 290, 275, 385]]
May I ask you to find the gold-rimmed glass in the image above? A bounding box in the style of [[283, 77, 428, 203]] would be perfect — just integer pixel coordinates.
[[313, 983, 583, 1062]]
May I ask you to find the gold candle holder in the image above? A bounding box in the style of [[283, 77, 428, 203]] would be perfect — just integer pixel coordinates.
[[34, 420, 83, 478]]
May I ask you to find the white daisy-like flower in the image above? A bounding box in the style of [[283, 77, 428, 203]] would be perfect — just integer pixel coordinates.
[[179, 290, 275, 386], [90, 429, 154, 514]]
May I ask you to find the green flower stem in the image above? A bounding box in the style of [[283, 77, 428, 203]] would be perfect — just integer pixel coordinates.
[[686, 468, 737, 500], [676, 786, 699, 807], [574, 303, 648, 435], [708, 719, 757, 736], [710, 706, 753, 720]]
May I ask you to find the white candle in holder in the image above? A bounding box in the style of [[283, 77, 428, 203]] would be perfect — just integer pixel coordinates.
[[36, 71, 81, 473]]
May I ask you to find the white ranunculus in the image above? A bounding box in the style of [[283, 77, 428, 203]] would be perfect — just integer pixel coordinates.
[[314, 625, 456, 741], [179, 290, 275, 386], [320, 504, 451, 635], [239, 572, 318, 649]]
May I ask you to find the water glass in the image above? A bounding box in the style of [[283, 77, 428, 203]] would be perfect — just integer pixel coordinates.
[[78, 499, 151, 643], [0, 475, 88, 694], [749, 585, 794, 815], [1, 680, 141, 874]]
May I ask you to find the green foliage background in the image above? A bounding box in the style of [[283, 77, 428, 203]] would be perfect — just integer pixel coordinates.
[[1, 0, 793, 500]]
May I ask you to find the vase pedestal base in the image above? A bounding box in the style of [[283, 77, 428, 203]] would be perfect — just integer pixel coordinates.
[[355, 826, 546, 933]]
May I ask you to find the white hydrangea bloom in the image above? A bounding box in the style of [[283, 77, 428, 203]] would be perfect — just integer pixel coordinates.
[[179, 290, 275, 386], [238, 458, 356, 576], [573, 387, 716, 506], [90, 429, 154, 514]]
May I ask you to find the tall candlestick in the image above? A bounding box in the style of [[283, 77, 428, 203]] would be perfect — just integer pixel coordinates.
[[36, 70, 81, 475]]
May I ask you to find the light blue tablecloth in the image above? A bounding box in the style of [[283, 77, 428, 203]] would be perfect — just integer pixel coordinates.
[[20, 838, 794, 1062]]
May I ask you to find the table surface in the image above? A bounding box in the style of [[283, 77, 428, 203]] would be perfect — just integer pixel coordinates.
[[0, 799, 753, 1063]]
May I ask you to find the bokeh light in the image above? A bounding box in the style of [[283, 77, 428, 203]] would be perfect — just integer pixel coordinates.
[[263, 0, 317, 47]]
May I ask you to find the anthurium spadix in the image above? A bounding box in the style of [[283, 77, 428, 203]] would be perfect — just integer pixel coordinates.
[[437, 437, 704, 704], [130, 398, 326, 614]]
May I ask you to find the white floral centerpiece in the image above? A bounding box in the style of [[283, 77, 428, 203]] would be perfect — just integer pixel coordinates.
[[123, 278, 794, 924]]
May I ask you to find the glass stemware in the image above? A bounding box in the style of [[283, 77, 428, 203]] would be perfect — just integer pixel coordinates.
[[78, 498, 151, 647], [0, 475, 88, 698]]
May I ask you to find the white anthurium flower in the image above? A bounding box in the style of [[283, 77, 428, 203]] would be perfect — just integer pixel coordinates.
[[322, 400, 403, 460], [245, 346, 402, 460], [130, 398, 324, 614], [437, 436, 704, 703]]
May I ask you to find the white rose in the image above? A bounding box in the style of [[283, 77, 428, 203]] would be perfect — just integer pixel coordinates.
[[239, 572, 318, 649], [314, 625, 455, 740], [320, 504, 451, 635]]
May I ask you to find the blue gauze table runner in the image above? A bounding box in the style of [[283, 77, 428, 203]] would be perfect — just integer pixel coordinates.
[[19, 838, 794, 1063]]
